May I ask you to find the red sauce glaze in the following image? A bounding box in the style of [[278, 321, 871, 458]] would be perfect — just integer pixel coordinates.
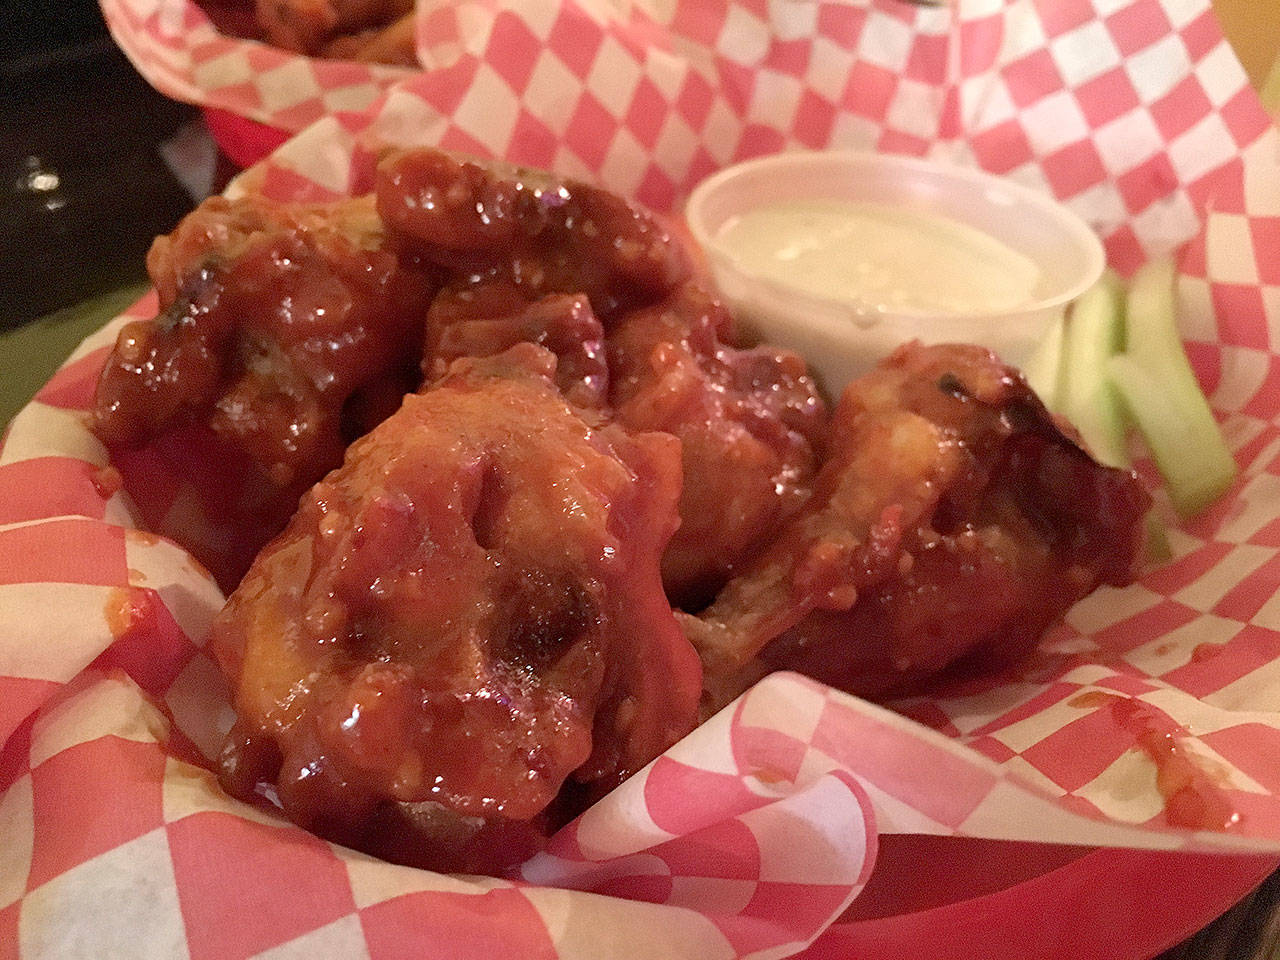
[[384, 151, 828, 607], [376, 149, 692, 322], [1067, 690, 1125, 709], [126, 529, 162, 547], [90, 464, 124, 500], [92, 194, 435, 585], [425, 280, 610, 411], [104, 586, 158, 641], [1192, 642, 1225, 662], [1069, 691, 1240, 831], [609, 281, 828, 607], [1112, 697, 1240, 832], [690, 342, 1151, 704], [210, 346, 702, 874]]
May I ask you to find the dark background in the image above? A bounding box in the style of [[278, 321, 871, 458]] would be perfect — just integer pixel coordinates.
[[0, 0, 204, 328]]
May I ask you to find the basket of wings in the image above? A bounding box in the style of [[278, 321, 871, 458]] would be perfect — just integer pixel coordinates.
[[7, 0, 1280, 957]]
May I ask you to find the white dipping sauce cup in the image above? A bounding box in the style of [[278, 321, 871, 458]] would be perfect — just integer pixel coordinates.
[[685, 151, 1106, 397]]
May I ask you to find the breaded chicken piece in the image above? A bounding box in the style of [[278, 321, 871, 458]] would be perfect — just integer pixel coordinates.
[[92, 193, 434, 585], [609, 280, 828, 608], [686, 342, 1150, 708], [212, 345, 702, 874]]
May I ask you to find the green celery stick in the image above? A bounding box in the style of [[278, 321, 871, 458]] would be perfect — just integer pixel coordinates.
[[1108, 354, 1236, 518], [1022, 309, 1067, 409], [1110, 258, 1236, 518], [1059, 270, 1130, 469]]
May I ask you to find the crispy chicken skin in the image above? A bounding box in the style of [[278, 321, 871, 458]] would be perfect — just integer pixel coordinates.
[[254, 0, 413, 58], [92, 194, 434, 585], [211, 345, 702, 874], [685, 342, 1151, 708], [377, 149, 828, 602], [609, 281, 828, 608]]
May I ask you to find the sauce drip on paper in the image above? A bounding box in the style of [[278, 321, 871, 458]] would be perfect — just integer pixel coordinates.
[[104, 586, 156, 640], [1068, 691, 1240, 831], [91, 465, 123, 499], [1191, 642, 1225, 662]]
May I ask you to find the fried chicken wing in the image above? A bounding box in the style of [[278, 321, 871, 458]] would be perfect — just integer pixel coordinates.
[[98, 147, 1160, 877], [425, 280, 609, 411], [686, 342, 1151, 707], [211, 344, 702, 874], [377, 149, 827, 605], [254, 0, 413, 56], [319, 12, 416, 65], [92, 194, 434, 585], [376, 149, 693, 321], [610, 281, 829, 607]]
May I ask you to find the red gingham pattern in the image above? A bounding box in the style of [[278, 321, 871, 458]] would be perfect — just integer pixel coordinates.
[[99, 0, 412, 134], [8, 0, 1280, 954]]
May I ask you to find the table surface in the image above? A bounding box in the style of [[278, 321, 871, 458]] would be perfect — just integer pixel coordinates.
[[3, 4, 1279, 958]]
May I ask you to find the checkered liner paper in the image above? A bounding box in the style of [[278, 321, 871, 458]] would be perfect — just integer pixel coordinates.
[[6, 0, 1280, 956]]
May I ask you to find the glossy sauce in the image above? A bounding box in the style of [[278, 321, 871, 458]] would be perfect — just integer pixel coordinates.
[[104, 586, 156, 640], [90, 465, 123, 499], [1069, 691, 1240, 831], [715, 199, 1041, 319], [1191, 642, 1225, 662]]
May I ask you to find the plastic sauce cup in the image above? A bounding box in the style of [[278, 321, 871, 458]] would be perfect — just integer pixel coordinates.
[[685, 151, 1105, 396]]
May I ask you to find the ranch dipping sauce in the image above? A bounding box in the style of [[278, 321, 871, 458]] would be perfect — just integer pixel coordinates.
[[715, 199, 1043, 321], [685, 151, 1106, 394]]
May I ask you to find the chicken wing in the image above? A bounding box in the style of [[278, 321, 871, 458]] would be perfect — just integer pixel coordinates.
[[609, 280, 829, 608], [376, 148, 693, 321], [254, 0, 413, 56], [424, 280, 610, 411], [319, 12, 416, 65], [92, 193, 434, 585], [686, 341, 1151, 707], [211, 344, 702, 874], [376, 149, 828, 606]]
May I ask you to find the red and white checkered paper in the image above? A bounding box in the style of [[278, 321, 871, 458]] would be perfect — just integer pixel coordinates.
[[9, 0, 1280, 956], [99, 0, 414, 136]]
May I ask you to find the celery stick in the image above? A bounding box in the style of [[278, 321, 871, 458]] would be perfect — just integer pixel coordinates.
[[1115, 258, 1237, 517], [1108, 355, 1236, 518], [1022, 309, 1066, 409], [1125, 259, 1215, 407], [1124, 259, 1180, 369], [1059, 271, 1130, 468]]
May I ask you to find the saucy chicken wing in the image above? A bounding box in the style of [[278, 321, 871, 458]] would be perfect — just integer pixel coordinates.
[[376, 149, 828, 604], [424, 280, 610, 411], [92, 193, 434, 585], [685, 342, 1151, 708], [98, 147, 1162, 877], [377, 149, 693, 321], [211, 345, 703, 874], [609, 280, 828, 608], [318, 12, 416, 64], [254, 0, 414, 58]]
